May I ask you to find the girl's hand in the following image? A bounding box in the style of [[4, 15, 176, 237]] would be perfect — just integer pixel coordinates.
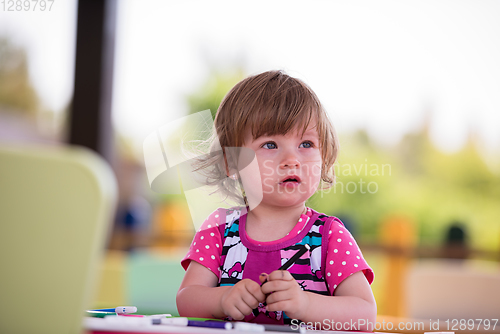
[[260, 270, 310, 320], [220, 278, 266, 320]]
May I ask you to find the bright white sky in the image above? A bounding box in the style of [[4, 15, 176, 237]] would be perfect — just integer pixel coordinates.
[[1, 0, 500, 157]]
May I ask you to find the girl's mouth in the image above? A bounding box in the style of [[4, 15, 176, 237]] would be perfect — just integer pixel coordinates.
[[279, 175, 302, 187]]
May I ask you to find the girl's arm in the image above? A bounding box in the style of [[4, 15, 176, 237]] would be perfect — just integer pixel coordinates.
[[262, 270, 376, 330], [176, 261, 266, 320]]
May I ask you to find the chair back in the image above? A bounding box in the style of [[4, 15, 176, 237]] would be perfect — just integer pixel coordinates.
[[0, 145, 117, 334]]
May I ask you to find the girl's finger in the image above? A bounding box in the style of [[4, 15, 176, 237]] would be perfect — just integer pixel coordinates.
[[227, 304, 244, 320], [261, 279, 294, 294], [265, 289, 293, 305], [267, 270, 294, 281], [258, 273, 269, 285], [241, 290, 261, 309], [265, 299, 291, 313], [233, 301, 251, 320]]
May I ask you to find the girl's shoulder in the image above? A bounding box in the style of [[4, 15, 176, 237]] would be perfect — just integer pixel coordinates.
[[308, 208, 344, 225], [307, 209, 351, 237], [214, 206, 247, 227], [196, 207, 247, 237]]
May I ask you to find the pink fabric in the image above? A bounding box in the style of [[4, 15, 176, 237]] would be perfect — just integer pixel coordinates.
[[323, 219, 374, 294], [181, 209, 223, 278], [181, 208, 374, 292], [244, 209, 312, 246]]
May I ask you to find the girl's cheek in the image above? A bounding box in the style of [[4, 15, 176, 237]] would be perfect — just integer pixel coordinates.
[[302, 149, 321, 158], [262, 178, 275, 193], [311, 163, 322, 177], [299, 154, 321, 166], [259, 156, 279, 176]]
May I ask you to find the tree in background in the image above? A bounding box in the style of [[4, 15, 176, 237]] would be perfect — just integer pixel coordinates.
[[183, 67, 500, 254], [186, 68, 245, 121], [0, 36, 39, 115]]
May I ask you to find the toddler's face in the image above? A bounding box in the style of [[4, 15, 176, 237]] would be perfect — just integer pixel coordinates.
[[238, 125, 322, 210]]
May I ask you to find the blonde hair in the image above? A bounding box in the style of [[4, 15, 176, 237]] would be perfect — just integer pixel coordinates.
[[193, 70, 339, 204]]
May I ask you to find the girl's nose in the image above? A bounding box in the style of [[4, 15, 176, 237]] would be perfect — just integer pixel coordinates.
[[279, 150, 301, 169]]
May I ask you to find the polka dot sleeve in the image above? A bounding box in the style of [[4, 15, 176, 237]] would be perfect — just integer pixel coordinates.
[[181, 209, 223, 279], [324, 218, 374, 295]]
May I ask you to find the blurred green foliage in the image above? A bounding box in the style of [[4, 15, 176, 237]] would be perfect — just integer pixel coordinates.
[[183, 68, 500, 253], [311, 129, 500, 253], [186, 68, 245, 121], [0, 36, 39, 115]]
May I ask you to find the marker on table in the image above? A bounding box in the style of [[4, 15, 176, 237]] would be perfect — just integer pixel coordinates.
[[120, 313, 171, 318], [262, 324, 306, 333], [155, 318, 232, 330], [233, 322, 265, 332], [234, 322, 306, 333], [87, 306, 138, 314]]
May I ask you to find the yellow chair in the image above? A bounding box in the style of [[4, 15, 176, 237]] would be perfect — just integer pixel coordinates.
[[93, 250, 128, 308], [0, 145, 117, 334]]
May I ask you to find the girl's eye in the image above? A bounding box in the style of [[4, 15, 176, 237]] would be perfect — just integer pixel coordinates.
[[262, 142, 277, 149], [300, 141, 314, 148]]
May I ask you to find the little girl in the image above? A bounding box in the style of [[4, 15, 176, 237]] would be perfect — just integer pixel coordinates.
[[176, 70, 376, 329]]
